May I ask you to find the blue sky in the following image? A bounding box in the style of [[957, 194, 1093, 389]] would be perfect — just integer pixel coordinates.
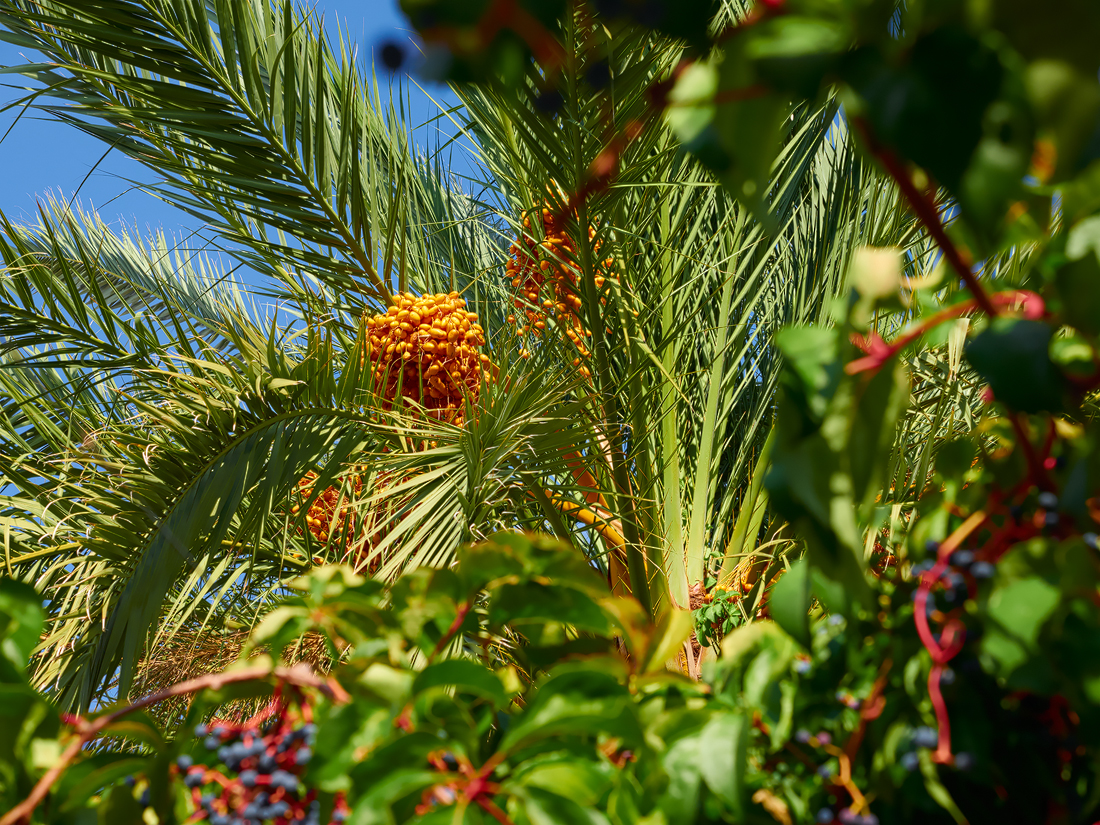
[[0, 0, 462, 290]]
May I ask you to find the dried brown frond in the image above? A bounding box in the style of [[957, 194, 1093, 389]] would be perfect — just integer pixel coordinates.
[[129, 629, 332, 730]]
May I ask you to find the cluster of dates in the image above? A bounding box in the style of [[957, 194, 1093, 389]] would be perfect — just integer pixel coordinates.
[[505, 206, 616, 376]]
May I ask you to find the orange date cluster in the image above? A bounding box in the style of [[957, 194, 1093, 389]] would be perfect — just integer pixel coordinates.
[[292, 470, 362, 549], [505, 207, 615, 377], [361, 291, 490, 427]]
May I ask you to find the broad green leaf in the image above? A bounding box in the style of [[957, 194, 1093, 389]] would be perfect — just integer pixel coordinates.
[[965, 318, 1067, 413], [412, 660, 509, 707], [697, 711, 747, 815], [768, 559, 812, 648], [0, 578, 44, 680]]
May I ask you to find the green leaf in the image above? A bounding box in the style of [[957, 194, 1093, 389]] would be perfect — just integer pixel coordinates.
[[499, 670, 641, 753], [697, 711, 747, 815], [768, 559, 811, 647], [1025, 61, 1100, 182], [0, 578, 44, 681], [657, 733, 704, 825], [965, 318, 1067, 413], [508, 754, 611, 808], [773, 327, 841, 424], [844, 27, 1004, 194], [412, 660, 509, 707], [746, 16, 849, 98], [982, 575, 1061, 677], [98, 782, 145, 825], [514, 784, 612, 825]]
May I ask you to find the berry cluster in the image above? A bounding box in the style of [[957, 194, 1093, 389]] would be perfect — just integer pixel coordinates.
[[361, 292, 490, 426], [895, 726, 973, 773], [792, 730, 880, 825], [505, 206, 614, 376], [176, 697, 347, 825]]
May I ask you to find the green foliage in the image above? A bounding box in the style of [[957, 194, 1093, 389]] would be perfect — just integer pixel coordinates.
[[3, 0, 1100, 823], [4, 522, 1100, 824]]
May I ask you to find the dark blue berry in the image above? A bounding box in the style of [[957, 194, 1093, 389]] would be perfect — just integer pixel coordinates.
[[194, 724, 208, 738], [900, 751, 920, 771], [296, 747, 312, 765], [940, 668, 955, 685], [1044, 511, 1059, 527], [176, 754, 193, 770], [795, 729, 811, 743], [258, 753, 277, 772], [585, 60, 611, 89], [212, 726, 226, 738], [204, 736, 221, 751], [913, 726, 938, 749], [970, 561, 995, 579], [211, 816, 230, 825], [949, 550, 974, 568], [333, 811, 348, 823], [534, 89, 564, 116], [925, 539, 940, 555], [1084, 532, 1099, 549], [910, 560, 933, 577], [270, 770, 298, 791], [1038, 491, 1058, 510], [379, 40, 405, 71], [240, 769, 258, 787], [954, 752, 974, 770], [269, 800, 290, 817], [817, 763, 833, 777], [816, 808, 834, 823], [124, 775, 136, 787], [184, 770, 206, 789], [139, 788, 150, 807]]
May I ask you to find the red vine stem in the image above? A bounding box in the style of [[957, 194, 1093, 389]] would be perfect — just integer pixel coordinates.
[[853, 118, 1000, 320], [1009, 413, 1051, 491], [476, 796, 517, 825], [846, 290, 1044, 376], [910, 511, 986, 765], [0, 664, 348, 825]]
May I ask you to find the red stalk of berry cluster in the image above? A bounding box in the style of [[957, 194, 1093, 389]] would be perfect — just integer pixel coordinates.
[[847, 290, 1044, 376], [0, 664, 346, 825]]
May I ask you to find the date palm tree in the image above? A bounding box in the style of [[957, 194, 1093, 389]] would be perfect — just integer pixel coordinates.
[[0, 0, 971, 711]]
